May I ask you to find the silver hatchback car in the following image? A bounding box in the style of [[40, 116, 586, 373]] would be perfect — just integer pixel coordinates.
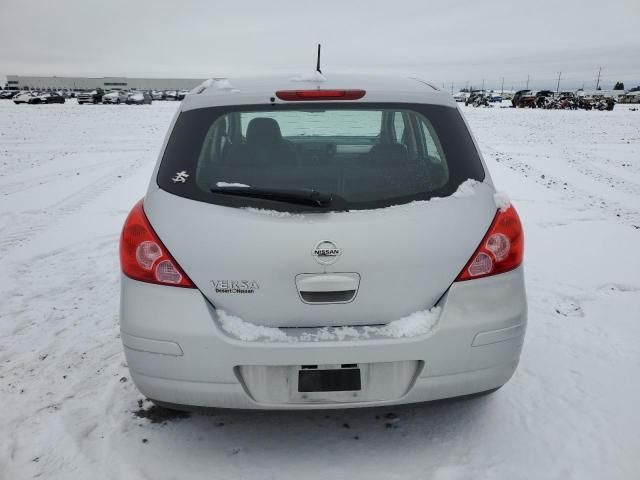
[[119, 74, 526, 410]]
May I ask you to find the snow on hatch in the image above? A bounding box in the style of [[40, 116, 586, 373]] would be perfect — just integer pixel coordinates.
[[451, 179, 480, 198], [215, 79, 235, 90], [217, 310, 290, 342], [291, 72, 327, 83], [217, 307, 441, 342], [494, 191, 511, 212], [241, 179, 483, 218], [216, 182, 250, 188], [367, 308, 441, 338]]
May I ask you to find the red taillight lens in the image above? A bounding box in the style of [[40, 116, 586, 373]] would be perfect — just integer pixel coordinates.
[[120, 200, 195, 288], [456, 206, 524, 281], [275, 89, 366, 101]]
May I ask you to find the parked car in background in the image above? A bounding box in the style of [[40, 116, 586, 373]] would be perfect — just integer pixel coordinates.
[[534, 90, 554, 108], [164, 90, 178, 101], [0, 90, 20, 99], [151, 90, 163, 100], [466, 90, 490, 107], [77, 88, 105, 104], [119, 74, 527, 411], [177, 90, 190, 101], [512, 90, 531, 108], [28, 92, 66, 104], [13, 92, 35, 104], [126, 91, 152, 105], [103, 90, 129, 104], [557, 91, 576, 100], [452, 91, 468, 102]]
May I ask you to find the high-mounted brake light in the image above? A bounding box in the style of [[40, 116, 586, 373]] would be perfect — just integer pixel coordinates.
[[456, 206, 524, 281], [275, 89, 366, 101], [120, 200, 195, 288]]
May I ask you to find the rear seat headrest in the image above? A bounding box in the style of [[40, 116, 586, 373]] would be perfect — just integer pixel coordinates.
[[246, 117, 283, 145], [365, 143, 409, 166]]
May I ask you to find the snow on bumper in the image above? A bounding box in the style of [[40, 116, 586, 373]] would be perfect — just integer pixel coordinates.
[[119, 267, 527, 409]]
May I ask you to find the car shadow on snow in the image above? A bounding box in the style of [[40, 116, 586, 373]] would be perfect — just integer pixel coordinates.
[[130, 392, 498, 457]]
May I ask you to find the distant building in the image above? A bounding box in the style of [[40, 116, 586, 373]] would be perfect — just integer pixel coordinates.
[[576, 89, 626, 99], [4, 75, 206, 91]]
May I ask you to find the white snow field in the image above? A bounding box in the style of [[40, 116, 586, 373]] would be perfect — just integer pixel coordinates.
[[1, 100, 639, 479]]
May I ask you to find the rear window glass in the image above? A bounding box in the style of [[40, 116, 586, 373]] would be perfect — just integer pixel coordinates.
[[158, 103, 484, 212], [240, 110, 383, 138]]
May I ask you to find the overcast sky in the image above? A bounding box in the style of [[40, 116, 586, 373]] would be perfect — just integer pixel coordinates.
[[1, 0, 639, 90]]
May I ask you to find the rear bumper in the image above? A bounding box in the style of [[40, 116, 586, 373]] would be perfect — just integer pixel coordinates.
[[120, 267, 527, 409]]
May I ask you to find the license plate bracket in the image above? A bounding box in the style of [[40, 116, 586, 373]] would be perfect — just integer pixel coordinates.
[[298, 368, 362, 392]]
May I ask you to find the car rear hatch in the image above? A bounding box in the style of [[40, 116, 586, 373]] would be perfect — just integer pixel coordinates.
[[144, 184, 496, 328], [144, 96, 493, 328]]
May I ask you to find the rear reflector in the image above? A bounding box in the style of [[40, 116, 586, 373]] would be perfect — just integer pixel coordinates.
[[120, 199, 195, 288], [276, 89, 366, 101], [455, 205, 524, 281]]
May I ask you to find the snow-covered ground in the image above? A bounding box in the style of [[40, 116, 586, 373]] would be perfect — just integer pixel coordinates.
[[1, 100, 639, 479]]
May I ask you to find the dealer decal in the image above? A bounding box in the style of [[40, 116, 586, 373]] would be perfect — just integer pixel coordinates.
[[211, 280, 260, 294]]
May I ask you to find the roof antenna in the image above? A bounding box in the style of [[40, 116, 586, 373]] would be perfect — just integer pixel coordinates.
[[316, 44, 322, 74]]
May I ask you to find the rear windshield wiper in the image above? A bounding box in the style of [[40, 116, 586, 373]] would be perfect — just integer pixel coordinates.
[[210, 186, 333, 207]]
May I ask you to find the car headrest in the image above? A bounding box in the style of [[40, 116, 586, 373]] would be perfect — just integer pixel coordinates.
[[246, 118, 283, 145], [366, 143, 409, 166]]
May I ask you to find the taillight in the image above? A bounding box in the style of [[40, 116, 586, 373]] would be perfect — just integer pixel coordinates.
[[119, 200, 195, 288], [275, 89, 366, 101], [456, 206, 524, 281]]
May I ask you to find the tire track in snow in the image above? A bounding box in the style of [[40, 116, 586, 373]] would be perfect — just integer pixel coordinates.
[[0, 237, 133, 478], [486, 147, 640, 229], [0, 220, 48, 253], [0, 156, 116, 196], [565, 155, 640, 198], [49, 154, 148, 215], [0, 153, 151, 255]]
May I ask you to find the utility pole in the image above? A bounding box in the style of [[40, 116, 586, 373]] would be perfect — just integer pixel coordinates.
[[526, 74, 530, 90], [501, 77, 504, 95], [451, 82, 454, 95], [481, 79, 485, 91], [556, 72, 562, 93], [596, 66, 602, 90]]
